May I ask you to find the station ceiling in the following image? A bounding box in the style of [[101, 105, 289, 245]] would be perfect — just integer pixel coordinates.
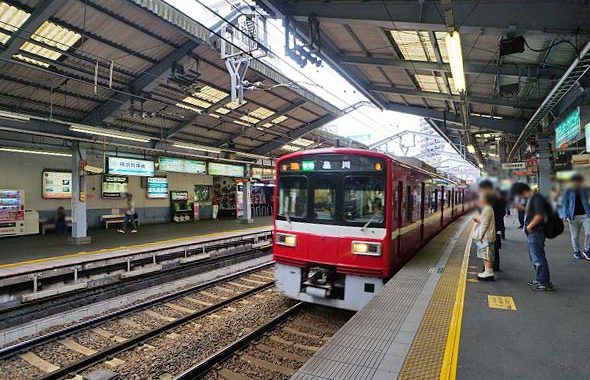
[[0, 0, 345, 160], [258, 0, 590, 164]]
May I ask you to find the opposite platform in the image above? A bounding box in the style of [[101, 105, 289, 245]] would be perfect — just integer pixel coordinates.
[[0, 217, 272, 275]]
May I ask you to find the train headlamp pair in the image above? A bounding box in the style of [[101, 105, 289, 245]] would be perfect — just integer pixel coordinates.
[[351, 241, 382, 256], [276, 233, 297, 247]]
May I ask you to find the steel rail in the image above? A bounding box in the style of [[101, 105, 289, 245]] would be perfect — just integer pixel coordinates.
[[174, 302, 305, 380]]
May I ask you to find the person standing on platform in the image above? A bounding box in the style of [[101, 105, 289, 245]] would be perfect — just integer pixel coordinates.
[[473, 192, 496, 281], [55, 206, 67, 234], [479, 180, 505, 271], [118, 193, 138, 234], [560, 174, 590, 260], [511, 182, 553, 291]]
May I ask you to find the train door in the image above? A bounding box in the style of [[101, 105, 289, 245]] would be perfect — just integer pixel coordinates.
[[440, 185, 445, 227], [420, 182, 425, 240], [462, 189, 465, 213], [395, 181, 403, 263], [451, 188, 455, 218]]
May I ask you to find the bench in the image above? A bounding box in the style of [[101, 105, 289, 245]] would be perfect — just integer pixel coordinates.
[[100, 214, 140, 230], [40, 217, 72, 235]]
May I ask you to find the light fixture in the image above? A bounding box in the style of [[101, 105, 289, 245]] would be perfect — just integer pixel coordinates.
[[0, 110, 30, 121], [467, 144, 476, 154], [478, 163, 484, 169], [445, 31, 466, 94], [0, 147, 71, 157], [172, 142, 221, 154], [70, 124, 151, 143], [231, 150, 268, 160]]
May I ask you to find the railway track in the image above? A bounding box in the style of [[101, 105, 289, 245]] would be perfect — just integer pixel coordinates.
[[0, 264, 279, 380], [177, 304, 353, 380], [1, 241, 271, 331]]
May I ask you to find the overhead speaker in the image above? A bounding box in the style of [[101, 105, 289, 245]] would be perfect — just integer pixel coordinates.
[[500, 36, 525, 56]]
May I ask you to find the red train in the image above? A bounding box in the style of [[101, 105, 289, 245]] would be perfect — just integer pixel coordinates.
[[273, 148, 474, 310]]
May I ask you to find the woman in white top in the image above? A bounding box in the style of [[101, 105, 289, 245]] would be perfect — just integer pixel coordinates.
[[472, 192, 496, 281], [118, 193, 138, 234]]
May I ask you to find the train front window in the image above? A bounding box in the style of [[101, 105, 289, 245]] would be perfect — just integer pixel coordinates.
[[311, 177, 336, 221], [343, 176, 385, 226], [278, 176, 308, 219]]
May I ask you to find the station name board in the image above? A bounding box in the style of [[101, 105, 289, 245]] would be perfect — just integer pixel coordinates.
[[556, 107, 581, 149], [280, 155, 384, 173], [108, 157, 155, 177]]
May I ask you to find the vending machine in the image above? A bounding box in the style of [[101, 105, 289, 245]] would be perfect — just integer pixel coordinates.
[[0, 189, 26, 237]]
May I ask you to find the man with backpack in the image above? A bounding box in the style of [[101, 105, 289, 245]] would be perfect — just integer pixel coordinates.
[[511, 182, 562, 291], [560, 174, 590, 260]]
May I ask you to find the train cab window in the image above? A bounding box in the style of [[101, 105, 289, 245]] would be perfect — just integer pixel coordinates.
[[278, 176, 308, 219], [343, 176, 385, 225], [311, 177, 336, 221]]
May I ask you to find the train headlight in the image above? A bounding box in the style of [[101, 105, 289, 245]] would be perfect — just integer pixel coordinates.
[[277, 233, 297, 247], [352, 241, 381, 256]]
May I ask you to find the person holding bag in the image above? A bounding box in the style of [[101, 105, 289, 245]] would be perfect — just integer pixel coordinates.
[[473, 192, 496, 281]]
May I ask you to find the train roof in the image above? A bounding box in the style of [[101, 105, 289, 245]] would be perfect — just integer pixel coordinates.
[[277, 148, 458, 185]]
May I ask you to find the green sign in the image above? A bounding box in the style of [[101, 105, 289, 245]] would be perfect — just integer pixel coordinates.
[[208, 162, 244, 177], [556, 107, 581, 148], [301, 160, 315, 171], [158, 157, 206, 174]]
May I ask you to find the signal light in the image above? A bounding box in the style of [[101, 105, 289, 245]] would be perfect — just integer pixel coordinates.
[[374, 162, 383, 171], [290, 162, 300, 170]]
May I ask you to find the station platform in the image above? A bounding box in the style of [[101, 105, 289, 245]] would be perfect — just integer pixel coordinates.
[[293, 213, 590, 379], [0, 217, 272, 267]]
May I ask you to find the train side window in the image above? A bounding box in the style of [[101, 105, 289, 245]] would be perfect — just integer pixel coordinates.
[[432, 189, 438, 212], [278, 176, 308, 219], [311, 177, 336, 221], [405, 185, 413, 222]]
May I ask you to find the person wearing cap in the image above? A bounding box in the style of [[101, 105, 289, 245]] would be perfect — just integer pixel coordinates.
[[560, 174, 590, 260]]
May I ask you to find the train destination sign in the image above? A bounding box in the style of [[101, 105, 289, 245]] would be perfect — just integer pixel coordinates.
[[280, 155, 384, 172], [555, 107, 581, 149]]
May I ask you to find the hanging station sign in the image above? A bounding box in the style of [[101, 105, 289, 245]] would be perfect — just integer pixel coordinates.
[[108, 157, 155, 177], [102, 175, 128, 198], [146, 177, 169, 199], [158, 157, 206, 175], [501, 162, 526, 170], [555, 107, 582, 149], [208, 162, 244, 177]]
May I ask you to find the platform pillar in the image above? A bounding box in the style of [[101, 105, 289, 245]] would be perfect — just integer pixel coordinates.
[[69, 142, 91, 245], [536, 135, 552, 197]]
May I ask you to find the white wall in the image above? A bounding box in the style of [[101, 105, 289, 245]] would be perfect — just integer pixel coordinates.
[[0, 151, 213, 213]]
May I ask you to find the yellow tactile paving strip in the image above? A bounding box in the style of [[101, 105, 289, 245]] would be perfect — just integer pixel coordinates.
[[398, 222, 473, 380]]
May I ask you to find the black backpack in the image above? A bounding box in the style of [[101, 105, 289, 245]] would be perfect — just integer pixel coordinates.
[[537, 195, 564, 239]]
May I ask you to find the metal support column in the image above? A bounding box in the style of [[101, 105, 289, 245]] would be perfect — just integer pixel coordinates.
[[536, 135, 552, 197], [68, 142, 91, 245]]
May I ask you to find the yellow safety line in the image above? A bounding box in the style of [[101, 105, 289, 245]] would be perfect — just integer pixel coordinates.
[[439, 228, 473, 380], [0, 225, 273, 270]]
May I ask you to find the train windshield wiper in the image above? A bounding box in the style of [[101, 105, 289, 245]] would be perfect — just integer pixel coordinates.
[[284, 210, 292, 224], [361, 210, 382, 230]]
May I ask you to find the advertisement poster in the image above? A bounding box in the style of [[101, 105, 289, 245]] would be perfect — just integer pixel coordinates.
[[555, 107, 581, 149], [158, 157, 206, 174], [42, 171, 72, 199], [108, 157, 155, 177], [147, 177, 169, 199], [208, 162, 244, 177], [102, 175, 128, 198]]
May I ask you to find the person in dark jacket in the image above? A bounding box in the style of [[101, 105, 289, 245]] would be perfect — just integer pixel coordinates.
[[479, 180, 505, 271]]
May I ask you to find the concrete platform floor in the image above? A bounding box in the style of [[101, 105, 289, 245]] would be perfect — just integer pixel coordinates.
[[0, 217, 272, 265]]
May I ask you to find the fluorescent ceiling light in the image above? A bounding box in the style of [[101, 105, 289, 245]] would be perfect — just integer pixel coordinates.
[[172, 142, 221, 154], [262, 123, 273, 128], [232, 150, 267, 159], [70, 124, 151, 142], [234, 120, 250, 127], [225, 101, 244, 110], [478, 163, 484, 169], [208, 113, 221, 118], [445, 31, 466, 94], [467, 144, 476, 154], [271, 115, 288, 124], [176, 102, 203, 114], [13, 53, 49, 67], [0, 146, 71, 157], [0, 110, 30, 121]]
